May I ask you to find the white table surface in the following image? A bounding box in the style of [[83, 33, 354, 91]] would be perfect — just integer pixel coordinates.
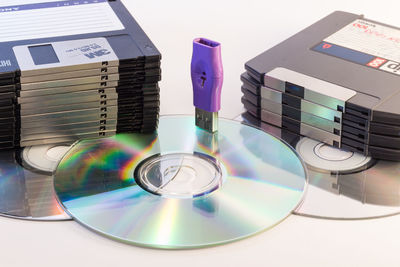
[[2, 0, 400, 266]]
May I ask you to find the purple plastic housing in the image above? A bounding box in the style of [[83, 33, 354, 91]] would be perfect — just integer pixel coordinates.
[[191, 38, 223, 112]]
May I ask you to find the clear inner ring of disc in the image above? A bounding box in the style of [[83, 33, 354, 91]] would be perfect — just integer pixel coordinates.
[[22, 144, 72, 174], [136, 153, 223, 199]]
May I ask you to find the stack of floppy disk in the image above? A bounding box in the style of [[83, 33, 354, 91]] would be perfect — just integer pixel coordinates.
[[0, 0, 161, 150], [241, 11, 400, 161]]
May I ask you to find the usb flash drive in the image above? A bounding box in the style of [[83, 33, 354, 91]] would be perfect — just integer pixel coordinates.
[[191, 38, 223, 133]]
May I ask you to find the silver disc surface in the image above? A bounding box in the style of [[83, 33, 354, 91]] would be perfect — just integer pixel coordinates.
[[239, 112, 400, 220], [0, 145, 71, 221], [54, 115, 307, 249]]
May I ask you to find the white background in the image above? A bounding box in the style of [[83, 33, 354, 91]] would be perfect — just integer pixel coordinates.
[[2, 0, 400, 266]]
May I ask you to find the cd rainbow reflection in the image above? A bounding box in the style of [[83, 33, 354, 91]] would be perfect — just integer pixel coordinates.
[[55, 116, 307, 248]]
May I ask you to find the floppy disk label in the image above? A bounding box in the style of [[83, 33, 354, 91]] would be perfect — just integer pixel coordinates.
[[314, 19, 400, 76], [0, 0, 124, 43]]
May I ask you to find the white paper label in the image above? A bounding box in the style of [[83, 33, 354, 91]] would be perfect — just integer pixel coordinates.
[[326, 19, 400, 62], [324, 19, 400, 76], [0, 0, 125, 43]]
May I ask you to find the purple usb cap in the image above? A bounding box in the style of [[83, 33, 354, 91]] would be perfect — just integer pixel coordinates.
[[191, 38, 223, 113]]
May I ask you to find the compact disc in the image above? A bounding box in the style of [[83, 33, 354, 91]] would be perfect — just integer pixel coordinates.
[[54, 115, 307, 249], [22, 144, 72, 174], [0, 145, 71, 220], [240, 112, 400, 220]]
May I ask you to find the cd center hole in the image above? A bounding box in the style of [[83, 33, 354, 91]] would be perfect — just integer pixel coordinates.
[[135, 153, 223, 199], [163, 165, 197, 183], [315, 144, 353, 161], [46, 146, 71, 161]]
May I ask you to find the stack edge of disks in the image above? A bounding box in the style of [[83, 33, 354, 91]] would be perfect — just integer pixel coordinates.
[[240, 11, 400, 161], [0, 6, 161, 149], [240, 70, 347, 156]]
